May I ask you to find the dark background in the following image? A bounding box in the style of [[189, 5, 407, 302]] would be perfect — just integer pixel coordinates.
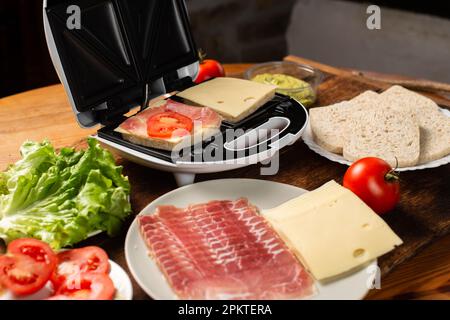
[[0, 0, 449, 98]]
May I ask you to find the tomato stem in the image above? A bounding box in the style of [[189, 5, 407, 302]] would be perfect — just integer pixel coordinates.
[[198, 49, 207, 64], [385, 157, 400, 182], [385, 170, 399, 182]]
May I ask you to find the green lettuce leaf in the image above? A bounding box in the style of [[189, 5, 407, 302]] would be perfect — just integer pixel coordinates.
[[0, 138, 131, 249]]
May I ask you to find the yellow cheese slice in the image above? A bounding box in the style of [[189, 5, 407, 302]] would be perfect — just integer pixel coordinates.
[[176, 77, 276, 123], [263, 181, 403, 281]]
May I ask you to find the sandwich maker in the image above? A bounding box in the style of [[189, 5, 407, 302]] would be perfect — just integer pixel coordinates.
[[43, 0, 309, 186]]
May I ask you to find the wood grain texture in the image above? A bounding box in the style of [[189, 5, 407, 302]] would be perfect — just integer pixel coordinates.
[[0, 85, 98, 169], [0, 61, 448, 300]]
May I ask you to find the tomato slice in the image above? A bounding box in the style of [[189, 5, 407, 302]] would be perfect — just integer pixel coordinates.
[[147, 111, 193, 139], [51, 246, 110, 289], [8, 238, 57, 270], [0, 254, 52, 296], [49, 273, 115, 300]]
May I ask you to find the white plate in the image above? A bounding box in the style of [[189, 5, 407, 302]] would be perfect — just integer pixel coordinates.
[[302, 108, 450, 171], [0, 260, 133, 300], [125, 178, 377, 300]]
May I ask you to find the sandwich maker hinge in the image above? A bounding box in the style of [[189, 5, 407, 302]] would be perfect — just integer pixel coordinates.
[[96, 87, 143, 126], [140, 83, 150, 112], [163, 71, 195, 93]]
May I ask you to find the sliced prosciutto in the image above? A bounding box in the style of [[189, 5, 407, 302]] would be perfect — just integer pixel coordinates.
[[115, 99, 221, 151], [139, 198, 315, 300]]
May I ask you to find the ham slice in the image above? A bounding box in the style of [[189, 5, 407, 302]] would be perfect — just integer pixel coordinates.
[[115, 99, 222, 151], [139, 198, 315, 300]]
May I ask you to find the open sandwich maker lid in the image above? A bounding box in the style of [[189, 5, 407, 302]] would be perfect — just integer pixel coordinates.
[[44, 0, 199, 127]]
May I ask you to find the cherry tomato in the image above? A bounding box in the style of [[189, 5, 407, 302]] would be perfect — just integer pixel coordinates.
[[8, 238, 57, 271], [147, 111, 193, 139], [194, 59, 225, 84], [49, 273, 115, 300], [0, 254, 53, 296], [343, 157, 400, 215], [51, 246, 110, 289]]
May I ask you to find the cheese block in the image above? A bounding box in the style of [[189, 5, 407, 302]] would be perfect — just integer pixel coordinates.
[[176, 77, 276, 123], [263, 181, 403, 280]]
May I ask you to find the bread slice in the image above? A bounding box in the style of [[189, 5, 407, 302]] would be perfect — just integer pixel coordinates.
[[309, 101, 353, 153], [309, 86, 449, 166], [118, 127, 220, 152], [380, 85, 450, 163], [350, 90, 379, 107], [176, 77, 276, 123], [343, 109, 420, 167], [380, 85, 440, 114], [115, 99, 222, 152], [417, 112, 450, 164]]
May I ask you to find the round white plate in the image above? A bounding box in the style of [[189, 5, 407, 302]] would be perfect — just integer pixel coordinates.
[[302, 108, 450, 171], [125, 178, 377, 300], [0, 260, 133, 300]]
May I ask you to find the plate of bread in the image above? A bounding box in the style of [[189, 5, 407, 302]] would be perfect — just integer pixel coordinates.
[[304, 85, 450, 171]]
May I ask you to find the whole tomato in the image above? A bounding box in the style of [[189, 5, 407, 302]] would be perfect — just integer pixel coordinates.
[[194, 52, 225, 84], [343, 157, 400, 215]]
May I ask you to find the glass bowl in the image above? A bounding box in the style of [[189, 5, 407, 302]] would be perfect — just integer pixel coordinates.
[[244, 61, 323, 107]]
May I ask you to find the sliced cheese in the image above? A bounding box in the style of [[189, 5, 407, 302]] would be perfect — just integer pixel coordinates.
[[263, 181, 403, 280], [264, 181, 345, 221], [176, 77, 276, 123]]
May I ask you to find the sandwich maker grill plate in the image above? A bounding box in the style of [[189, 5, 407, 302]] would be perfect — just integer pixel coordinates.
[[43, 0, 309, 186]]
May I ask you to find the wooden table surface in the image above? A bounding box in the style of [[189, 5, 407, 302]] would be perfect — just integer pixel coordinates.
[[0, 61, 449, 300]]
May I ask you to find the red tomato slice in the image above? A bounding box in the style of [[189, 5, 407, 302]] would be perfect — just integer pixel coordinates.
[[0, 254, 52, 296], [49, 273, 115, 300], [8, 238, 57, 271], [51, 246, 110, 289], [147, 111, 193, 139]]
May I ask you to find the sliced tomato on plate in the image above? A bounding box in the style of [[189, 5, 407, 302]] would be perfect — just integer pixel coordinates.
[[147, 111, 193, 139], [49, 273, 115, 300], [0, 254, 53, 296], [51, 246, 110, 289], [8, 238, 57, 270]]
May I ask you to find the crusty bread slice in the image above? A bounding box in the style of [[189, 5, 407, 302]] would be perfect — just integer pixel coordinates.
[[309, 101, 353, 153], [343, 109, 420, 167], [380, 85, 450, 163]]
